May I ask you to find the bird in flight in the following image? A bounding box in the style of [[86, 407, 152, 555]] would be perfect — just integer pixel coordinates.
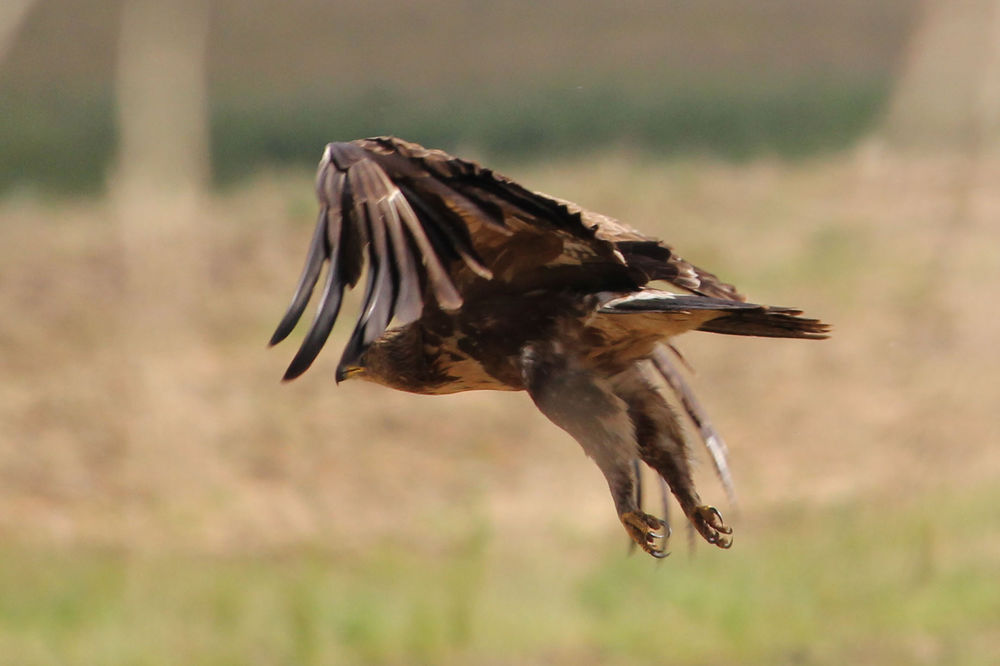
[[271, 137, 829, 558]]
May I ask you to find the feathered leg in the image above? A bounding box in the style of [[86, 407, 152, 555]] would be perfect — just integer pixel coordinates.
[[611, 363, 732, 549], [652, 345, 738, 509], [520, 343, 669, 558]]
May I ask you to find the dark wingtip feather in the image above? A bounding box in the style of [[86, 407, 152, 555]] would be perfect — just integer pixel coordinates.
[[282, 344, 322, 382], [269, 209, 331, 347], [269, 290, 315, 347], [280, 262, 345, 381], [281, 362, 307, 383], [267, 322, 298, 347], [269, 324, 292, 348], [282, 339, 326, 381]]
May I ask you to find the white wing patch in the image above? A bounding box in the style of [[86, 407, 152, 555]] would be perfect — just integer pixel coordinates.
[[599, 290, 684, 309]]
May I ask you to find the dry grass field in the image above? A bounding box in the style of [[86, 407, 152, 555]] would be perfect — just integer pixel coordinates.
[[1, 148, 998, 663]]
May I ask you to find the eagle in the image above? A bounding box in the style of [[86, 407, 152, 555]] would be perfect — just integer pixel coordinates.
[[271, 137, 829, 558]]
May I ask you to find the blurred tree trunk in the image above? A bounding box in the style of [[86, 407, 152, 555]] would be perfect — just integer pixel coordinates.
[[883, 0, 1000, 154], [112, 0, 218, 492], [879, 0, 1000, 359], [113, 0, 212, 322], [0, 0, 37, 66], [113, 0, 211, 201]]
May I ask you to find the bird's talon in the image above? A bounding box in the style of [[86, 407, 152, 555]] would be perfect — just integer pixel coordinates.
[[621, 510, 670, 559], [691, 505, 734, 549]]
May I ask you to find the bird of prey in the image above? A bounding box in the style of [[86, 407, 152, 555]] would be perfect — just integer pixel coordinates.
[[271, 137, 829, 558]]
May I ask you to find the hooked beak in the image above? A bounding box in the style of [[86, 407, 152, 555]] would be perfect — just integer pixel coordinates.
[[335, 363, 364, 384]]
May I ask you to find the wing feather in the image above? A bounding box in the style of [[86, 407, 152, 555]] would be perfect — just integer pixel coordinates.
[[269, 206, 332, 347], [339, 198, 397, 370], [271, 140, 472, 378], [279, 209, 346, 380], [272, 136, 757, 378], [380, 198, 423, 324], [390, 189, 463, 310], [398, 183, 494, 278]]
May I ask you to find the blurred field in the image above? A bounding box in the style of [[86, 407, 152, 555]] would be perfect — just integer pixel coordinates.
[[2, 148, 999, 663], [2, 486, 998, 665]]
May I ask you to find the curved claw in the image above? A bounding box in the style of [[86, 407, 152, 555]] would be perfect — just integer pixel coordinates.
[[704, 506, 733, 534], [691, 505, 734, 549], [621, 510, 671, 559]]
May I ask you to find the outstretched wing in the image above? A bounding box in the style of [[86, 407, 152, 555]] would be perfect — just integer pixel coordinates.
[[270, 136, 743, 379], [269, 139, 492, 380]]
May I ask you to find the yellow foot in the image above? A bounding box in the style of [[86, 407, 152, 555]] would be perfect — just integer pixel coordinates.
[[621, 510, 671, 559], [691, 505, 733, 549]]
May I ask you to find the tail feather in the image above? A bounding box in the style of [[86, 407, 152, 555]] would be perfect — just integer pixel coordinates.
[[695, 307, 830, 339], [598, 290, 830, 341]]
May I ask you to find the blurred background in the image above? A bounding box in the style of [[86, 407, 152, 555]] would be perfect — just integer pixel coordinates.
[[2, 0, 999, 663]]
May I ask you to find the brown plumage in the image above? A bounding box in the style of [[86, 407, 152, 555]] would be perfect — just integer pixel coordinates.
[[271, 137, 829, 557]]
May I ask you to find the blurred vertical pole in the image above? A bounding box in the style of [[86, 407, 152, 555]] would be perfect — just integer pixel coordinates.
[[881, 0, 1000, 349], [878, 0, 1000, 478], [112, 0, 216, 493], [971, 2, 1000, 158], [113, 0, 212, 322], [114, 0, 211, 202], [0, 0, 37, 66], [883, 0, 1000, 154]]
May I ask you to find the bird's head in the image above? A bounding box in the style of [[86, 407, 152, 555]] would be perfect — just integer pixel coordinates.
[[335, 360, 366, 383]]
